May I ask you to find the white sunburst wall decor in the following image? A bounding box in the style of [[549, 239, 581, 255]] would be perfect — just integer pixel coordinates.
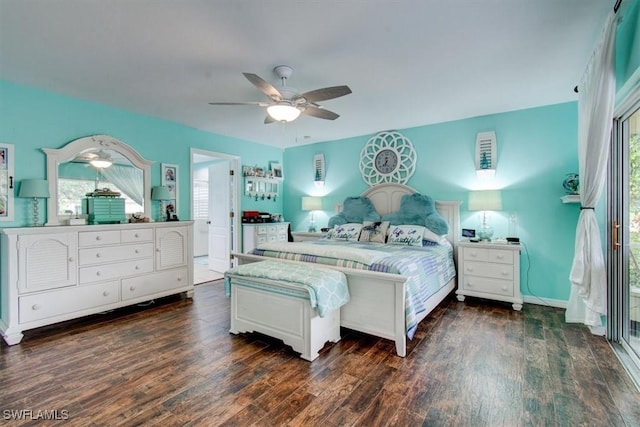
[[359, 130, 416, 186]]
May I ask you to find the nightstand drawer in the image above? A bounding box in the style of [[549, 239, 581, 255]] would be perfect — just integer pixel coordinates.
[[463, 247, 513, 264], [463, 261, 514, 280], [462, 276, 514, 297]]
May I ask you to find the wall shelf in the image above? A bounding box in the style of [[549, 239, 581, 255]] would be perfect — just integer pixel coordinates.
[[561, 195, 580, 204]]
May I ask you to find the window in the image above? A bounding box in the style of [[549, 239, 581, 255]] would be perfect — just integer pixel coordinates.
[[193, 180, 208, 220]]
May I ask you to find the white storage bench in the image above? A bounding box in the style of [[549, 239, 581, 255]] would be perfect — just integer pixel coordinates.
[[224, 260, 349, 361]]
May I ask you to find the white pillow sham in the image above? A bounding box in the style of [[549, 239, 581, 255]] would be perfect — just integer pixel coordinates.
[[387, 225, 425, 246], [328, 223, 363, 241]]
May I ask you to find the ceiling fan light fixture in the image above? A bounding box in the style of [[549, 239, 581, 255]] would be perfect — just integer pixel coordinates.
[[89, 151, 113, 168], [267, 103, 301, 122]]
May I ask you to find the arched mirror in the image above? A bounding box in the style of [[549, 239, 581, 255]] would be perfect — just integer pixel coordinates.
[[43, 135, 153, 226]]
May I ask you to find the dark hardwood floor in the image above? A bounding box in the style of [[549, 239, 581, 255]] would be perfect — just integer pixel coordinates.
[[1, 280, 639, 427]]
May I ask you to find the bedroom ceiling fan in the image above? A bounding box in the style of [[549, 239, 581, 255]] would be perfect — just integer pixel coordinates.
[[208, 65, 352, 124]]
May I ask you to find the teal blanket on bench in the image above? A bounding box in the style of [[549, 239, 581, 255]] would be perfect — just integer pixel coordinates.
[[225, 260, 350, 317]]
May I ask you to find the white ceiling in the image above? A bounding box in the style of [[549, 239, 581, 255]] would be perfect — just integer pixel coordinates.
[[0, 0, 612, 148]]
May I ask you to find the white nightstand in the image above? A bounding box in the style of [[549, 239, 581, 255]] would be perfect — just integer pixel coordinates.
[[456, 241, 523, 311]]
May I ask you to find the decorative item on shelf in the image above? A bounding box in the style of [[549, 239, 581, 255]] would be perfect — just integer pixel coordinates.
[[468, 190, 502, 241], [302, 196, 322, 232], [562, 173, 579, 195], [313, 154, 325, 187], [475, 131, 497, 178], [151, 185, 172, 222], [270, 162, 283, 179], [18, 179, 50, 226]]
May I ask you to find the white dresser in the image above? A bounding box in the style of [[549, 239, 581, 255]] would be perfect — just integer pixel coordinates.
[[0, 221, 194, 345], [242, 222, 289, 253], [456, 241, 522, 311]]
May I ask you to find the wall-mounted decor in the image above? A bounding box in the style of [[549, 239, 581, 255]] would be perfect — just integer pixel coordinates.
[[359, 130, 416, 186], [161, 163, 178, 215], [243, 164, 282, 201], [314, 154, 325, 187], [270, 162, 283, 179], [0, 143, 14, 221], [475, 131, 497, 178]]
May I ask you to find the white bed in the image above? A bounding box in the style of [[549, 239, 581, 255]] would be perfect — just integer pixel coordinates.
[[233, 183, 461, 357]]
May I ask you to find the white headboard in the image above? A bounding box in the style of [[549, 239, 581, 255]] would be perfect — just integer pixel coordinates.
[[361, 183, 461, 253]]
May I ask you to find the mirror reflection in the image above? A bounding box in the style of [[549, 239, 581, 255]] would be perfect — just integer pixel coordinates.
[[57, 148, 144, 216]]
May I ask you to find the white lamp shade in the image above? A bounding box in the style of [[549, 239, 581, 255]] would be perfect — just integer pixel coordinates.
[[151, 186, 172, 200], [267, 103, 301, 122], [468, 190, 502, 211], [302, 196, 322, 211], [19, 179, 50, 198]]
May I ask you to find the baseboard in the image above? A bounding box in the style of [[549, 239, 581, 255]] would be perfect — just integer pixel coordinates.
[[523, 295, 567, 308]]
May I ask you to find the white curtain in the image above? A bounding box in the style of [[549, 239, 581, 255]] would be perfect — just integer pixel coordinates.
[[566, 12, 617, 334], [100, 165, 143, 206]]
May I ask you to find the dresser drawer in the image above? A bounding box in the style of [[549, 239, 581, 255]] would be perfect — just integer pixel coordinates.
[[256, 225, 268, 235], [79, 230, 120, 247], [462, 276, 514, 297], [78, 243, 154, 266], [121, 267, 189, 300], [463, 261, 514, 280], [121, 228, 153, 243], [79, 258, 154, 284], [19, 281, 120, 324]]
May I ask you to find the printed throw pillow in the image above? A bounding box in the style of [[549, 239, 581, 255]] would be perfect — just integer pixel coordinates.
[[328, 223, 363, 241], [387, 225, 426, 247], [423, 228, 448, 245], [359, 221, 390, 243]]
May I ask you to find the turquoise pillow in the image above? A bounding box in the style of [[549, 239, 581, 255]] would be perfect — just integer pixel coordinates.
[[328, 197, 380, 228], [381, 193, 449, 235]]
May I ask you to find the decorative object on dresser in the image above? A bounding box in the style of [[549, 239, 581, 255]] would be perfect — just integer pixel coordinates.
[[457, 241, 522, 310], [301, 196, 322, 232], [161, 163, 178, 214], [468, 190, 502, 241], [151, 185, 172, 222], [242, 222, 289, 253], [0, 142, 15, 221], [18, 179, 50, 226], [359, 131, 416, 185], [475, 131, 497, 178], [0, 221, 194, 345]]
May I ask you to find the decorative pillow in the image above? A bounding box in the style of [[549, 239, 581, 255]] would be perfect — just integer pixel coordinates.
[[423, 228, 448, 245], [387, 225, 426, 246], [328, 223, 363, 241], [381, 193, 449, 235], [359, 221, 390, 243], [328, 197, 380, 228]]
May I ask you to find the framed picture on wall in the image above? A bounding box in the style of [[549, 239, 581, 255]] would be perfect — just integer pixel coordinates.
[[270, 162, 283, 179], [0, 143, 15, 221], [161, 163, 178, 215]]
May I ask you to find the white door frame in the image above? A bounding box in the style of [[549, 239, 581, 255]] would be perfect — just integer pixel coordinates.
[[190, 148, 241, 263]]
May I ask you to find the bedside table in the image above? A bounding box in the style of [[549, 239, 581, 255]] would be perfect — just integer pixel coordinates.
[[456, 241, 523, 311], [291, 231, 325, 242]]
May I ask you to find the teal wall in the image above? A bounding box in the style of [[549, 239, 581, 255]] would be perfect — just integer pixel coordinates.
[[283, 102, 580, 302], [0, 80, 284, 227]]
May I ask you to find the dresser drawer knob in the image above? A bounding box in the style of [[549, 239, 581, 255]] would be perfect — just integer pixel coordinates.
[[135, 249, 139, 254], [496, 255, 504, 259], [129, 286, 136, 291], [68, 257, 74, 262], [96, 253, 101, 258], [103, 291, 109, 297], [467, 281, 473, 287], [135, 265, 140, 270], [32, 304, 40, 311], [177, 276, 182, 282], [96, 271, 101, 276], [501, 271, 509, 276], [134, 233, 139, 238], [501, 286, 508, 292], [96, 236, 101, 241]]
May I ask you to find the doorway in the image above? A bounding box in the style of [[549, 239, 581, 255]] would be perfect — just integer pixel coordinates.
[[609, 83, 640, 387], [190, 148, 240, 284]]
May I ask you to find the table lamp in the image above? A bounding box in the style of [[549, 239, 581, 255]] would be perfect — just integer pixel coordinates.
[[468, 190, 502, 241], [19, 179, 50, 226], [151, 185, 172, 222], [301, 196, 322, 232]]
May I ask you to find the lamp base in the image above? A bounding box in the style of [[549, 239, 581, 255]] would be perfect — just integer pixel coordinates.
[[477, 223, 494, 241]]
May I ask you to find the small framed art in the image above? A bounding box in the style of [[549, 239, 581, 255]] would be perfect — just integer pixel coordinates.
[[161, 163, 178, 214], [270, 162, 283, 179]]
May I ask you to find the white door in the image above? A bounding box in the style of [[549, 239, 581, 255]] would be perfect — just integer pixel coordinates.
[[208, 161, 231, 272]]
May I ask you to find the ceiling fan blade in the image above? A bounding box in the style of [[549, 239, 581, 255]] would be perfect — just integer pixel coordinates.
[[208, 101, 270, 106], [302, 106, 340, 120], [299, 85, 352, 103], [243, 73, 282, 100], [264, 115, 276, 124]]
